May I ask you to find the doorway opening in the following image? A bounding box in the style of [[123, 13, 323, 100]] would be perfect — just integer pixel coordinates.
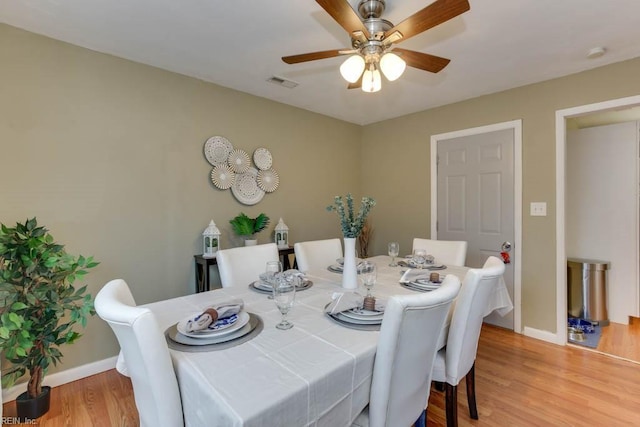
[[556, 95, 640, 362]]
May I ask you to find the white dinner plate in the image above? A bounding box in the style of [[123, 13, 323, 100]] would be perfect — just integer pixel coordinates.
[[414, 278, 442, 287], [177, 311, 250, 338], [254, 280, 273, 291], [328, 264, 343, 273], [334, 312, 383, 325], [249, 280, 313, 294], [409, 281, 441, 290], [340, 308, 384, 321], [169, 314, 259, 346]]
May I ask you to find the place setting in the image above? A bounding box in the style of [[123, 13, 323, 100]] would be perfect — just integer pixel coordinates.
[[324, 261, 385, 331], [399, 269, 446, 292], [397, 249, 447, 270], [248, 261, 313, 295], [327, 256, 364, 273], [165, 298, 263, 351]]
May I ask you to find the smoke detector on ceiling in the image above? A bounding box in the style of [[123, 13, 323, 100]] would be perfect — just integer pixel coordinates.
[[587, 47, 606, 59]]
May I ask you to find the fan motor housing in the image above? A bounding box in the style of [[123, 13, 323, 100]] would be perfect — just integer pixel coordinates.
[[358, 0, 386, 19]]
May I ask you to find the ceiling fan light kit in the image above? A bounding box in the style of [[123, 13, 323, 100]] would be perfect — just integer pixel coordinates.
[[379, 51, 406, 81], [340, 54, 366, 82], [282, 0, 470, 93], [362, 66, 382, 92]]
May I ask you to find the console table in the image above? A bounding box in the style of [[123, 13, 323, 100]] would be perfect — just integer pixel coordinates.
[[194, 246, 296, 293]]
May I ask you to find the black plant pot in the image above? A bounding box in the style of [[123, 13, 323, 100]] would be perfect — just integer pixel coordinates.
[[16, 386, 51, 420]]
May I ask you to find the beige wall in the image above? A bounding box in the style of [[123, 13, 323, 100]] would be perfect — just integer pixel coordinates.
[[0, 24, 361, 373], [4, 21, 640, 375], [362, 56, 640, 332]]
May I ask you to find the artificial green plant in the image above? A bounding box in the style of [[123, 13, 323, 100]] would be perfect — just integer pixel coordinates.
[[0, 218, 98, 398]]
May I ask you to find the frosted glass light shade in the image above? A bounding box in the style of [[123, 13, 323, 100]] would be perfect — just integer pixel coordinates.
[[362, 68, 382, 93], [340, 55, 366, 83], [380, 52, 406, 81]]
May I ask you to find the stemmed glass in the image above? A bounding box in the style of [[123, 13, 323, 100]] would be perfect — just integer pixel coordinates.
[[412, 248, 427, 269], [265, 261, 282, 279], [359, 261, 377, 298], [264, 261, 282, 299], [273, 274, 296, 330], [388, 242, 399, 267]]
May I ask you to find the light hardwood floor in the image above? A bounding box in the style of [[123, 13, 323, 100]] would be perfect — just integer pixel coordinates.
[[4, 324, 640, 426], [589, 316, 640, 363]]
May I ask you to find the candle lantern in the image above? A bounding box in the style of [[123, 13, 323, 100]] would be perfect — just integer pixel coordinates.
[[274, 218, 289, 249], [202, 220, 221, 258]]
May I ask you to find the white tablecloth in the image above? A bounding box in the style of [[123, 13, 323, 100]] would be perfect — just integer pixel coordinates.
[[125, 255, 512, 427]]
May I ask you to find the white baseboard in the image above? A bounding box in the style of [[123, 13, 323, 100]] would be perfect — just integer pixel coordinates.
[[2, 356, 118, 403], [523, 326, 563, 345]]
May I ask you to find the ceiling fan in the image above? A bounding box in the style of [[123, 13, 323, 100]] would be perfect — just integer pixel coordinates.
[[282, 0, 470, 92]]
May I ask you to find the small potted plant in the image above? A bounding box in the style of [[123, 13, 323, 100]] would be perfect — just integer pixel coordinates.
[[0, 218, 98, 419], [229, 213, 270, 245]]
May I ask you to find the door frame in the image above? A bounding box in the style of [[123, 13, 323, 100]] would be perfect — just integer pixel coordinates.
[[430, 120, 523, 333], [556, 95, 640, 345]]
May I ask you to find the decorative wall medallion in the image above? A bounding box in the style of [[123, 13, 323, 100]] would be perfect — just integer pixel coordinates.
[[253, 148, 273, 171], [231, 167, 265, 205], [210, 164, 236, 190], [204, 136, 233, 166], [227, 149, 251, 173], [257, 169, 279, 193]]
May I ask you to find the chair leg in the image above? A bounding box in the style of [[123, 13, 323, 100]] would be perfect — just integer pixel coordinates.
[[414, 409, 426, 427], [465, 363, 479, 420], [445, 383, 458, 427], [434, 381, 445, 392]]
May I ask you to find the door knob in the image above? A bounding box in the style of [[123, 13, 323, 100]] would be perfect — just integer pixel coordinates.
[[501, 241, 512, 252]]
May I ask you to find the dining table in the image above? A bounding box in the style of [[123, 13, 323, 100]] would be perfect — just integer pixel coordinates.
[[123, 255, 513, 427]]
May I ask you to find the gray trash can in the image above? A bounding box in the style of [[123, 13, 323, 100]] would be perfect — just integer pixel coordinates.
[[567, 258, 610, 325]]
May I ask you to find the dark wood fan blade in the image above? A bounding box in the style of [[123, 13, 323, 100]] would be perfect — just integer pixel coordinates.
[[316, 0, 371, 40], [384, 0, 470, 43], [393, 48, 450, 73], [347, 73, 363, 89], [282, 49, 343, 64]]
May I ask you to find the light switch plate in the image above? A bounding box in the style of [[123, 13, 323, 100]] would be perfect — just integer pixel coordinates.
[[530, 202, 547, 216]]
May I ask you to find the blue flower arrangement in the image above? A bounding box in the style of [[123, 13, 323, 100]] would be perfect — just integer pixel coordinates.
[[326, 193, 376, 238]]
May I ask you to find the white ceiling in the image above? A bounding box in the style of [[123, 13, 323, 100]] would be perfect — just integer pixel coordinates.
[[2, 0, 640, 125]]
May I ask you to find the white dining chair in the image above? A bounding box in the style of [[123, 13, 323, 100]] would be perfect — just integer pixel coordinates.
[[95, 279, 184, 427], [412, 238, 468, 266], [352, 275, 462, 427], [216, 243, 280, 288], [294, 238, 342, 272], [431, 256, 506, 427]]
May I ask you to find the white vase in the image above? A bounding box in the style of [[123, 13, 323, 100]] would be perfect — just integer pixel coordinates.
[[244, 239, 258, 246], [342, 237, 359, 290]]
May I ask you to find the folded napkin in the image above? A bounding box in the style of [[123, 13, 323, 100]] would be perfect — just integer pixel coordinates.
[[325, 292, 362, 315], [324, 292, 385, 315], [399, 269, 433, 284], [282, 268, 305, 278], [183, 298, 244, 333], [259, 269, 306, 288]]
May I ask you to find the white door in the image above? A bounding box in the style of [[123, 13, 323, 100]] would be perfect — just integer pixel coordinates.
[[434, 126, 518, 330]]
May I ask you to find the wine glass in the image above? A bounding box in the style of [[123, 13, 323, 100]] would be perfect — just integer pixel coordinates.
[[359, 261, 377, 298], [265, 261, 282, 279], [273, 275, 296, 330], [388, 242, 399, 267], [412, 248, 427, 269], [264, 261, 282, 299]]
